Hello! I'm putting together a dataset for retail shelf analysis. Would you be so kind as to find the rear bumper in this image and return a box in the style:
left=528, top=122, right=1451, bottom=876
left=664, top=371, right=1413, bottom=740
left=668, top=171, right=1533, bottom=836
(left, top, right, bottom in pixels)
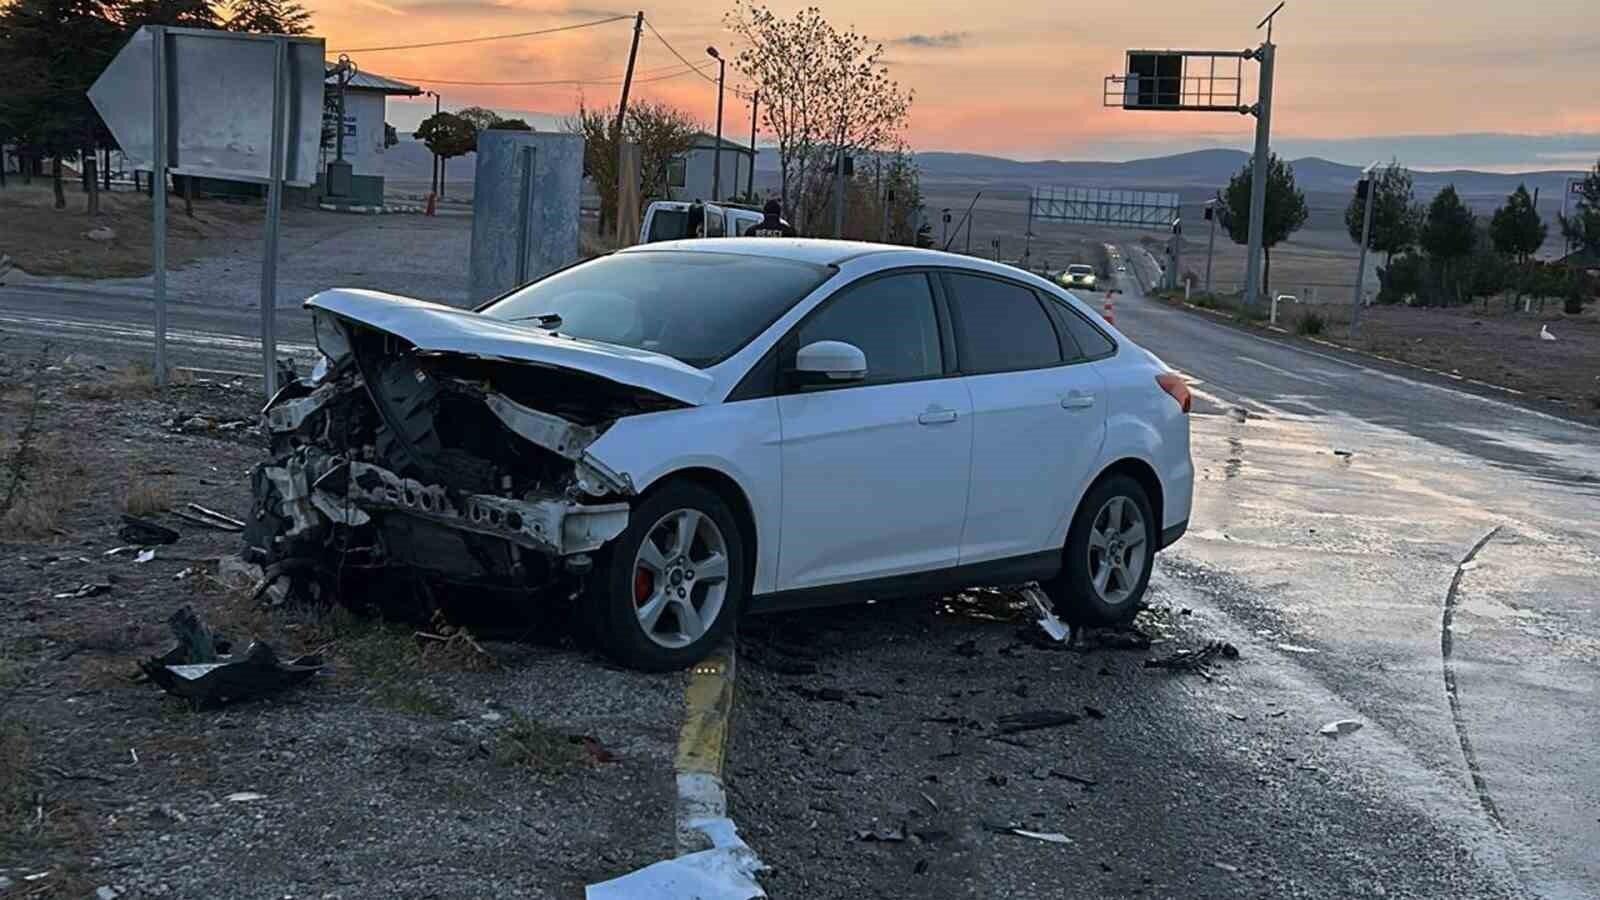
left=1159, top=519, right=1188, bottom=550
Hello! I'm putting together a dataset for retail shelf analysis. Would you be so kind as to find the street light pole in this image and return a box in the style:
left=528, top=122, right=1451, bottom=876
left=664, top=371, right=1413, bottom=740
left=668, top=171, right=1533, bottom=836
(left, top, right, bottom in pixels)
left=425, top=90, right=441, bottom=195
left=1349, top=161, right=1379, bottom=338
left=706, top=46, right=726, bottom=202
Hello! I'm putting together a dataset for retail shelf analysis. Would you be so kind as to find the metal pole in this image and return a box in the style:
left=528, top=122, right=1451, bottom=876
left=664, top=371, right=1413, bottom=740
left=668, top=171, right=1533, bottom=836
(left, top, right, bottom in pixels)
left=335, top=63, right=347, bottom=163
left=941, top=209, right=949, bottom=246
left=151, top=26, right=168, bottom=388
left=746, top=90, right=758, bottom=199
left=515, top=145, right=537, bottom=284
left=614, top=12, right=643, bottom=237
left=1024, top=192, right=1034, bottom=268
left=1205, top=203, right=1216, bottom=294
left=1243, top=40, right=1274, bottom=307
left=965, top=208, right=973, bottom=254
left=432, top=92, right=441, bottom=194
left=832, top=149, right=844, bottom=238
left=710, top=55, right=725, bottom=201
left=260, top=37, right=288, bottom=398
left=1172, top=219, right=1182, bottom=292
left=1349, top=165, right=1377, bottom=338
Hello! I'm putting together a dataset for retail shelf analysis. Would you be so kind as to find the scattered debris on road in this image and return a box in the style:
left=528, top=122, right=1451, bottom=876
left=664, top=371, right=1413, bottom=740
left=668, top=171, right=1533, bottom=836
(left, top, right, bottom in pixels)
left=855, top=822, right=909, bottom=843
left=225, top=792, right=267, bottom=803
left=1276, top=643, right=1319, bottom=654
left=173, top=502, right=246, bottom=532
left=1319, top=719, right=1364, bottom=737
left=139, top=605, right=325, bottom=706
left=1144, top=640, right=1239, bottom=676
left=53, top=582, right=112, bottom=599
left=1021, top=583, right=1072, bottom=642
left=986, top=823, right=1074, bottom=845
left=135, top=548, right=157, bottom=564
left=1332, top=449, right=1355, bottom=458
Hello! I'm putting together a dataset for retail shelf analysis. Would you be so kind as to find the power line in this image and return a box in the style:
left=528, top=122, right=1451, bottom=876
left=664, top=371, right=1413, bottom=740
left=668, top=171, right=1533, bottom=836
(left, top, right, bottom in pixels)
left=330, top=14, right=629, bottom=54
left=382, top=61, right=715, bottom=88
left=644, top=19, right=752, bottom=99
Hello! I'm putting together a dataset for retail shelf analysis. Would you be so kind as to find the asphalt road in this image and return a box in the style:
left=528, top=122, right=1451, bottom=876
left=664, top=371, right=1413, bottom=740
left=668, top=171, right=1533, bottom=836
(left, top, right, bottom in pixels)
left=4, top=270, right=1598, bottom=897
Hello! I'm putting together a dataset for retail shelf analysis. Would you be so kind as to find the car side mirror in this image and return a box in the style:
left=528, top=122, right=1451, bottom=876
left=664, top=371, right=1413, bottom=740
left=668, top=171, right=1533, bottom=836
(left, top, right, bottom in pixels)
left=791, top=340, right=867, bottom=386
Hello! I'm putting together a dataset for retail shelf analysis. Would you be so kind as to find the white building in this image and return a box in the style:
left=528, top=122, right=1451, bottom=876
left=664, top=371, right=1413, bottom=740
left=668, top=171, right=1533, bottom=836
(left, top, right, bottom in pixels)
left=666, top=133, right=756, bottom=203
left=322, top=69, right=421, bottom=206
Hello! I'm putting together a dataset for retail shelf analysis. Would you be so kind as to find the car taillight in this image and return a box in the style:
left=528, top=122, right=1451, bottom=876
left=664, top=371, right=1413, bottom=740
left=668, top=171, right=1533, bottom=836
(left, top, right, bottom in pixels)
left=1156, top=373, right=1191, bottom=414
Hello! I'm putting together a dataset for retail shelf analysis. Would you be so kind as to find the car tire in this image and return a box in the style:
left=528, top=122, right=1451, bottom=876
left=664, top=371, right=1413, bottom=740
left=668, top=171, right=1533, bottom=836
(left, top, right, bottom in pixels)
left=587, top=480, right=747, bottom=671
left=1047, top=474, right=1157, bottom=626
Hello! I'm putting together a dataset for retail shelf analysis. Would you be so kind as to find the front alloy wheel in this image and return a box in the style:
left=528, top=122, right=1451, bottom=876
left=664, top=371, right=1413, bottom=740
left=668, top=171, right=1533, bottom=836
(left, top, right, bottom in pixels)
left=589, top=480, right=746, bottom=671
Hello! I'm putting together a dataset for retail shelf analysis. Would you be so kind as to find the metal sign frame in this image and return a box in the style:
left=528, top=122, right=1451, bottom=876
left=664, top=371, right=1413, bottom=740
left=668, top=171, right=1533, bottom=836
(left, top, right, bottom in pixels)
left=1030, top=187, right=1180, bottom=231
left=89, top=26, right=326, bottom=395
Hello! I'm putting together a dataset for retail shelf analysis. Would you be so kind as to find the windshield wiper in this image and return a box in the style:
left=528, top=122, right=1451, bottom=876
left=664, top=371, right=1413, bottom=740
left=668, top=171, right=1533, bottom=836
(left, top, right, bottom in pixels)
left=509, top=312, right=563, bottom=329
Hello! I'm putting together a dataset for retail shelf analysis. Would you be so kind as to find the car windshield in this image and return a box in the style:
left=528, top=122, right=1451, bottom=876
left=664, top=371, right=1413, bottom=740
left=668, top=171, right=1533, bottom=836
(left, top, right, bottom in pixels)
left=1068, top=265, right=1094, bottom=275
left=479, top=250, right=835, bottom=368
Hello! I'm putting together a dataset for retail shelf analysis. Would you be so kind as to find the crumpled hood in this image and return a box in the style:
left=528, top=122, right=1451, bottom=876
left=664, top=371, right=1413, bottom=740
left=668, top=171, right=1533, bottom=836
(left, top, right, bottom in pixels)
left=305, top=289, right=716, bottom=406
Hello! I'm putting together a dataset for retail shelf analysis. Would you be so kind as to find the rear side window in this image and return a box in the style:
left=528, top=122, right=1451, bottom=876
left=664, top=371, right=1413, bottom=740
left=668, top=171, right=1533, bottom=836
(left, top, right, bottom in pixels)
left=1055, top=301, right=1116, bottom=359
left=647, top=210, right=686, bottom=242
left=944, top=273, right=1062, bottom=374
left=795, top=273, right=943, bottom=385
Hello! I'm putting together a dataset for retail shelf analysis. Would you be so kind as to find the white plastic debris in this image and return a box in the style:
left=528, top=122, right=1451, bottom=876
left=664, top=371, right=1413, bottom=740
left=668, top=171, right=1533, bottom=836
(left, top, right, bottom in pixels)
left=136, top=549, right=157, bottom=564
left=225, top=792, right=266, bottom=803
left=1459, top=560, right=1481, bottom=572
left=1011, top=829, right=1073, bottom=845
left=1319, top=719, right=1363, bottom=737
left=1021, top=583, right=1071, bottom=643
left=586, top=816, right=766, bottom=900
left=1276, top=643, right=1319, bottom=655
left=1540, top=325, right=1557, bottom=342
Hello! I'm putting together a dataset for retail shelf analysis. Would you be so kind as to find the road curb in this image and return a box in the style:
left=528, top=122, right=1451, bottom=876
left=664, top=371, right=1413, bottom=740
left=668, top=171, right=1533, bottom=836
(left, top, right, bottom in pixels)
left=673, top=642, right=738, bottom=855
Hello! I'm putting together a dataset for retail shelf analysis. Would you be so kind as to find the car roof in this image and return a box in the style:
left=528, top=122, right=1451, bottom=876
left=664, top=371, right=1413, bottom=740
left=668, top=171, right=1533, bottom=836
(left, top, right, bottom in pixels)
left=616, top=237, right=1003, bottom=269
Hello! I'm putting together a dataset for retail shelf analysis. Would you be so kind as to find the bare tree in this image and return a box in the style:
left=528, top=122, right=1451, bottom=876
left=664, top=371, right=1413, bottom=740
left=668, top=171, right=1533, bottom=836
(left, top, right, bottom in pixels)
left=568, top=100, right=698, bottom=234
left=724, top=1, right=911, bottom=232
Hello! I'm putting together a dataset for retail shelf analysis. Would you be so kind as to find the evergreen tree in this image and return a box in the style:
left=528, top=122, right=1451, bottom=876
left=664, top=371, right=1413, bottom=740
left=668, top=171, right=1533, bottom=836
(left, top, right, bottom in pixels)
left=223, top=0, right=311, bottom=35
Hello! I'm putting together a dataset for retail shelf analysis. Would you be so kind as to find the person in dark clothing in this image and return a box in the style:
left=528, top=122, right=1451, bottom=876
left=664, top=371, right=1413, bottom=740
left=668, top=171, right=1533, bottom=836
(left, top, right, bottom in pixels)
left=743, top=199, right=797, bottom=237
left=685, top=201, right=706, bottom=238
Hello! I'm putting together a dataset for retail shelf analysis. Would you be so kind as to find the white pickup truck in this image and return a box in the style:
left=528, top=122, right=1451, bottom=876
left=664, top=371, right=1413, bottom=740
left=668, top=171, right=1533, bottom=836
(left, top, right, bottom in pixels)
left=638, top=201, right=780, bottom=244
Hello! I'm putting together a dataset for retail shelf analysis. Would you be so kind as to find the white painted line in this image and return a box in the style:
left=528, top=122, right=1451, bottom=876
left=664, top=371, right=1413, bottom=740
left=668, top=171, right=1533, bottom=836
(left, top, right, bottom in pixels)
left=1235, top=355, right=1332, bottom=385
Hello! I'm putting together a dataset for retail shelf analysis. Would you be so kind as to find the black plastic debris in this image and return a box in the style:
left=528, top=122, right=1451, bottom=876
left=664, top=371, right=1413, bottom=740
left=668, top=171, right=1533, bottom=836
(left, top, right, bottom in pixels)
left=995, top=709, right=1081, bottom=735
left=139, top=606, right=323, bottom=706
left=1144, top=640, right=1240, bottom=673
left=1078, top=625, right=1154, bottom=651
left=118, top=515, right=179, bottom=546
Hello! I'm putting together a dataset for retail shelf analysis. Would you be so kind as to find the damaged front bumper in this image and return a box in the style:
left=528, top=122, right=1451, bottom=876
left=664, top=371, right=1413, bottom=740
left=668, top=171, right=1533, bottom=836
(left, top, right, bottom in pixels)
left=245, top=307, right=680, bottom=588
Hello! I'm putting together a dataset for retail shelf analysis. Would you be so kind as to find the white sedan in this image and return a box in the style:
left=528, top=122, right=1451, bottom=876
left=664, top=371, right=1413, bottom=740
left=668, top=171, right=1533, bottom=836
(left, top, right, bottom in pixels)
left=253, top=240, right=1194, bottom=670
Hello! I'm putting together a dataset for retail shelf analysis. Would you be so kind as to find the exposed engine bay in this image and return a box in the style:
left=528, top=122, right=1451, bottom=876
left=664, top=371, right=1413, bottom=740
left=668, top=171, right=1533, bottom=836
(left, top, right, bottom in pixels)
left=245, top=306, right=684, bottom=598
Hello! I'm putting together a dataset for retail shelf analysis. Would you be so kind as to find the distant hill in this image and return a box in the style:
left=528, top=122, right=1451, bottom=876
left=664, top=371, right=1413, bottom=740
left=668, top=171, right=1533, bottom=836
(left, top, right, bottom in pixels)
left=903, top=149, right=1585, bottom=200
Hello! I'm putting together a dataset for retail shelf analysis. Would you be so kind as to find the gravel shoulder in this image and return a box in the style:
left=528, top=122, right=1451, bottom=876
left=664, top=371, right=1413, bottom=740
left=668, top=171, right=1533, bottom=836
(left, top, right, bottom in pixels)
left=728, top=576, right=1523, bottom=899
left=0, top=344, right=681, bottom=898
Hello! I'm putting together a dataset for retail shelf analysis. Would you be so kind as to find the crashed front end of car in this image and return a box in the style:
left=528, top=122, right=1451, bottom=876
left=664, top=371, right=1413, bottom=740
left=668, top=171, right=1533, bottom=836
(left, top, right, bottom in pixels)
left=245, top=291, right=686, bottom=598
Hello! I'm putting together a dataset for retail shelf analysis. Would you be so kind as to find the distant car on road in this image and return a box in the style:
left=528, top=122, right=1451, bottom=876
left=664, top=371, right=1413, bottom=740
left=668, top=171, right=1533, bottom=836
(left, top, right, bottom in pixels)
left=1061, top=264, right=1099, bottom=291
left=256, top=240, right=1194, bottom=670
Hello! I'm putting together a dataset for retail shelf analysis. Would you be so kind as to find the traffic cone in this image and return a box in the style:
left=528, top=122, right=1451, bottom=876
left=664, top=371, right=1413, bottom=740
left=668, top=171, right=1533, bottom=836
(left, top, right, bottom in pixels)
left=1103, top=293, right=1115, bottom=325
left=425, top=192, right=437, bottom=217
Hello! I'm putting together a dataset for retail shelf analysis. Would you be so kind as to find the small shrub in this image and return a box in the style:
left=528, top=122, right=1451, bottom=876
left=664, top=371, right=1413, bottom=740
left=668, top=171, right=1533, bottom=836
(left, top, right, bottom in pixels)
left=1296, top=310, right=1327, bottom=336
left=491, top=714, right=588, bottom=774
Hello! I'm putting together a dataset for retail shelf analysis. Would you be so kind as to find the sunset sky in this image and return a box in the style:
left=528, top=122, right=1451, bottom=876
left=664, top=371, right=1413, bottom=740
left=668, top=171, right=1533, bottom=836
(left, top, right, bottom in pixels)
left=307, top=0, right=1600, bottom=170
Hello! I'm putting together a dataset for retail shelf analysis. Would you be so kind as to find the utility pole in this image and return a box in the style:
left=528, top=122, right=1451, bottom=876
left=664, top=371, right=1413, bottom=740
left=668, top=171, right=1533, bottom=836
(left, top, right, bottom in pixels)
left=707, top=46, right=726, bottom=202
left=1024, top=192, right=1035, bottom=269
left=614, top=12, right=644, bottom=231
left=1349, top=161, right=1378, bottom=338
left=746, top=90, right=759, bottom=199
left=1170, top=217, right=1182, bottom=292
left=941, top=208, right=951, bottom=246
left=965, top=208, right=974, bottom=254
left=1204, top=200, right=1217, bottom=294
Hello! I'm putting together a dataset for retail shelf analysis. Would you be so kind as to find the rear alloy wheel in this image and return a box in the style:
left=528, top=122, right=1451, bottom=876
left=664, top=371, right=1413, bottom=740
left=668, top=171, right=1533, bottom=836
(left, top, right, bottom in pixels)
left=590, top=481, right=746, bottom=671
left=1049, top=474, right=1156, bottom=626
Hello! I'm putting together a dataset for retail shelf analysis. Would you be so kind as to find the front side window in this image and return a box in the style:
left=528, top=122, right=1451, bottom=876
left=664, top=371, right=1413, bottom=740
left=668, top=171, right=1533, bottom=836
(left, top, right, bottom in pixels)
left=480, top=251, right=834, bottom=368
left=794, top=272, right=942, bottom=385
left=943, top=273, right=1062, bottom=374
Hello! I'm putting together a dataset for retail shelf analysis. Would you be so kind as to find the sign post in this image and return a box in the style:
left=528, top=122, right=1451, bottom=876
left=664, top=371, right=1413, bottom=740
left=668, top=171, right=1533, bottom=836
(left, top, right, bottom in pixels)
left=1104, top=2, right=1286, bottom=307
left=89, top=26, right=326, bottom=396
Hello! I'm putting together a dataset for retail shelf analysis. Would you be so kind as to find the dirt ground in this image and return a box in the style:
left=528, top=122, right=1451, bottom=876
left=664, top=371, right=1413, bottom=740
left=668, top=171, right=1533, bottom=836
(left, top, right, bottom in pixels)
left=1157, top=292, right=1600, bottom=424
left=0, top=183, right=264, bottom=279
left=0, top=347, right=680, bottom=897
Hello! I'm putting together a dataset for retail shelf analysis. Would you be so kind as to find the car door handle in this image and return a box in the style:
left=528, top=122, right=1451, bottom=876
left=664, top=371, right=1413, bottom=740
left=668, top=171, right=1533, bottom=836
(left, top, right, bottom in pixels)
left=917, top=409, right=959, bottom=425
left=1061, top=393, right=1096, bottom=410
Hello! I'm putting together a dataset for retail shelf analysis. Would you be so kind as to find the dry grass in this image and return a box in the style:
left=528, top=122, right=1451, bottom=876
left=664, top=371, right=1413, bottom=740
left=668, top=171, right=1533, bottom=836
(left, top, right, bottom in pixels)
left=67, top=360, right=164, bottom=400
left=122, top=474, right=174, bottom=516
left=0, top=433, right=81, bottom=541
left=0, top=181, right=260, bottom=279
